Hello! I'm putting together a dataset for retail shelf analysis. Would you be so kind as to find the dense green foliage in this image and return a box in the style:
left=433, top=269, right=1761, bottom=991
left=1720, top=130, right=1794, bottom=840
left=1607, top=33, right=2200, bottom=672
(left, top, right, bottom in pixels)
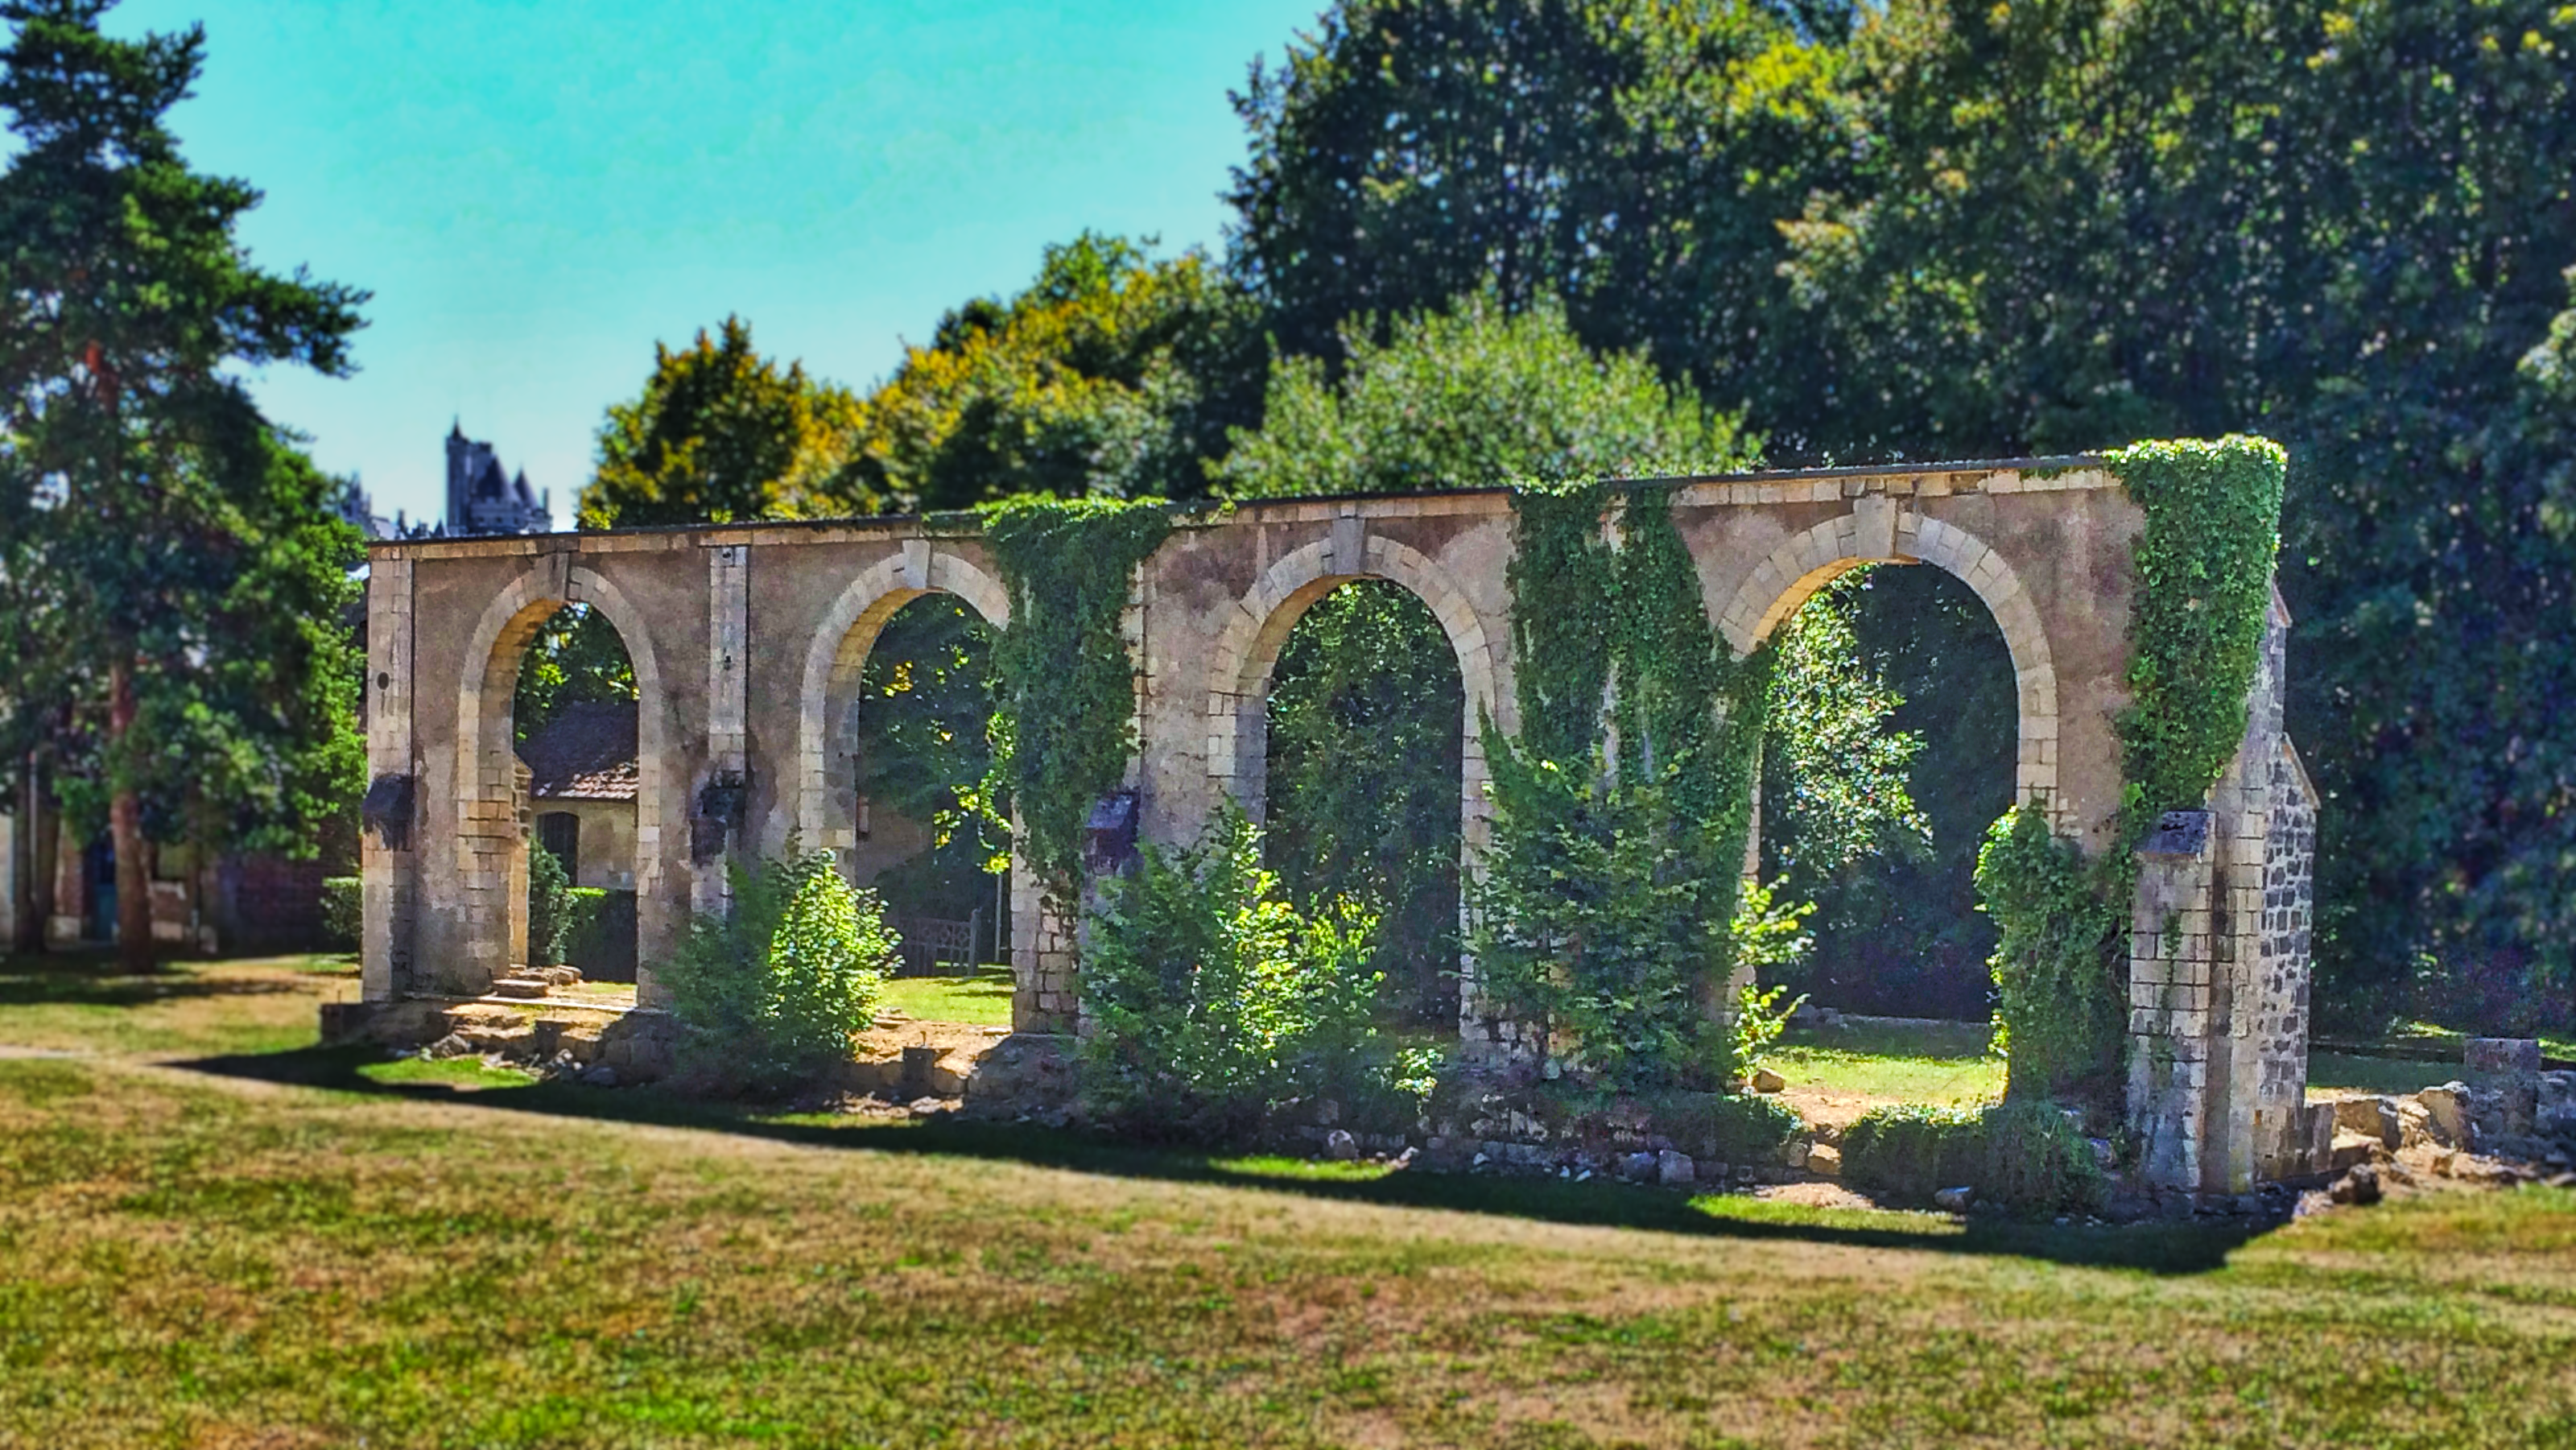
left=1217, top=295, right=1747, bottom=497
left=2111, top=436, right=2289, bottom=829
left=979, top=495, right=1172, bottom=894
left=509, top=603, right=637, bottom=743
left=579, top=316, right=873, bottom=527
left=661, top=850, right=894, bottom=1091
left=1663, top=1089, right=1809, bottom=1166
left=1761, top=572, right=1928, bottom=893
left=319, top=875, right=359, bottom=952
left=847, top=596, right=1004, bottom=923
left=524, top=842, right=596, bottom=970
left=0, top=1, right=366, bottom=966
left=1228, top=0, right=2576, bottom=1018
left=1226, top=0, right=1848, bottom=394
left=1842, top=1101, right=2107, bottom=1217
left=1264, top=582, right=1462, bottom=1022
left=1471, top=484, right=1775, bottom=1090
left=1080, top=806, right=1385, bottom=1139
left=849, top=233, right=1262, bottom=510
left=1974, top=805, right=2126, bottom=1100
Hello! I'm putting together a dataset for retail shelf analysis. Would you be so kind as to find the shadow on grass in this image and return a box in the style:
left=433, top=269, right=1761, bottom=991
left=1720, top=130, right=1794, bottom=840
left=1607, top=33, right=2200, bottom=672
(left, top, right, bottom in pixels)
left=174, top=1043, right=2263, bottom=1277
left=0, top=956, right=332, bottom=1010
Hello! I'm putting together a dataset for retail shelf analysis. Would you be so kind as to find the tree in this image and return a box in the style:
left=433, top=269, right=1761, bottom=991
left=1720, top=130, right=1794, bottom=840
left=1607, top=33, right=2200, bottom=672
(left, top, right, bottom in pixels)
left=580, top=315, right=873, bottom=527
left=511, top=604, right=635, bottom=742
left=1227, top=0, right=1852, bottom=403
left=1224, top=292, right=1755, bottom=1020
left=1766, top=0, right=2576, bottom=1010
left=0, top=0, right=366, bottom=969
left=1217, top=292, right=1749, bottom=496
left=845, top=233, right=1263, bottom=510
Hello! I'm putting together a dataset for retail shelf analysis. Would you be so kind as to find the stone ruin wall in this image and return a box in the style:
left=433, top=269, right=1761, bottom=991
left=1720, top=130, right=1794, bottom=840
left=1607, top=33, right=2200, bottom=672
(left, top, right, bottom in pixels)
left=356, top=461, right=2322, bottom=1188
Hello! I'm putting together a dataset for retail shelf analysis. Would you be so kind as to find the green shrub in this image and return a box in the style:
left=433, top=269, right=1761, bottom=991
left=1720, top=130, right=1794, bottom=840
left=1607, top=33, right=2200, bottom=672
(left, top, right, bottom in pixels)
left=1468, top=757, right=1740, bottom=1091
left=1649, top=1090, right=1806, bottom=1166
left=320, top=876, right=361, bottom=951
left=1080, top=803, right=1386, bottom=1139
left=660, top=850, right=896, bottom=1092
left=1842, top=1101, right=2106, bottom=1217
left=1975, top=804, right=2127, bottom=1102
left=526, top=845, right=598, bottom=968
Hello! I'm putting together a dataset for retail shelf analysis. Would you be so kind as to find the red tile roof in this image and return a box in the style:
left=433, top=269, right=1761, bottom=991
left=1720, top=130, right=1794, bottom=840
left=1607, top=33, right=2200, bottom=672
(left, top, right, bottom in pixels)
left=518, top=700, right=638, bottom=802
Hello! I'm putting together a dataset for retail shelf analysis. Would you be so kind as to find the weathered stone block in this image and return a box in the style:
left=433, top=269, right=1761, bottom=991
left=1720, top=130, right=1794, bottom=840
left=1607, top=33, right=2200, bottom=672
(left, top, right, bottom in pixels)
left=2465, top=1038, right=2542, bottom=1077
left=2327, top=1131, right=2380, bottom=1174
left=2418, top=1084, right=2471, bottom=1146
left=2331, top=1096, right=2402, bottom=1150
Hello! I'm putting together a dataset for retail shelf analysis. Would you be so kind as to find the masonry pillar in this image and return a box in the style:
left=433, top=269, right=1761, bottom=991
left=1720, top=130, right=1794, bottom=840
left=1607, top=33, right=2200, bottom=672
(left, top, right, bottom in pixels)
left=670, top=539, right=751, bottom=1009
left=2126, top=591, right=2322, bottom=1192
left=2128, top=811, right=2219, bottom=1188
left=360, top=556, right=417, bottom=1002
left=1011, top=846, right=1079, bottom=1035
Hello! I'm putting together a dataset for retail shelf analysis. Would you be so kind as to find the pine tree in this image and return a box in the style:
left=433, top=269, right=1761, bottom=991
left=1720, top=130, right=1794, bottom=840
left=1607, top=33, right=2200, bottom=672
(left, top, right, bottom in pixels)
left=0, top=0, right=366, bottom=968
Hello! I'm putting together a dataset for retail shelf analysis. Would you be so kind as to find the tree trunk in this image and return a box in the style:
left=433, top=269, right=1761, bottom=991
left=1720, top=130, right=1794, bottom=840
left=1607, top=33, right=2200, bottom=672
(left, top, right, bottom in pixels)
left=28, top=760, right=58, bottom=954
left=109, top=657, right=155, bottom=972
left=9, top=757, right=38, bottom=955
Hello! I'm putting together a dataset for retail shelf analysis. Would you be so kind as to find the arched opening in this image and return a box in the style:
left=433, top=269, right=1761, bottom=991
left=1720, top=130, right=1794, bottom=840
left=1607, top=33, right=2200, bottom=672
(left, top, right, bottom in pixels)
left=1760, top=564, right=2017, bottom=1025
left=1711, top=510, right=2058, bottom=1125
left=1206, top=535, right=1500, bottom=1035
left=509, top=602, right=641, bottom=986
left=840, top=594, right=1010, bottom=989
left=1261, top=579, right=1465, bottom=1024
left=803, top=579, right=1014, bottom=1027
left=453, top=568, right=667, bottom=1002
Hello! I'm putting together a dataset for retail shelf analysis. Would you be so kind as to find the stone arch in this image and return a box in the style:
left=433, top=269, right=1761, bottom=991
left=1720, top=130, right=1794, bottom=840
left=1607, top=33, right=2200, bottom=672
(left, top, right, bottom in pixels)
left=1711, top=510, right=2062, bottom=818
left=793, top=547, right=1012, bottom=854
left=452, top=562, right=670, bottom=994
left=1204, top=532, right=1501, bottom=848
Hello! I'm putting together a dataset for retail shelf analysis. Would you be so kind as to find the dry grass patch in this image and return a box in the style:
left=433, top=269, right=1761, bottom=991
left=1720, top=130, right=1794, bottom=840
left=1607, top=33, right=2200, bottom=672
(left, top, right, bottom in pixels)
left=0, top=952, right=348, bottom=1058
left=1, top=961, right=2571, bottom=1448
left=0, top=1054, right=2570, bottom=1448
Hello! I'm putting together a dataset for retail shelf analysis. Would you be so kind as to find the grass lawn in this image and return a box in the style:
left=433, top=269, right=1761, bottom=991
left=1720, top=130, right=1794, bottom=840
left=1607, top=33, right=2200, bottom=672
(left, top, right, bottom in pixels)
left=0, top=950, right=356, bottom=1056
left=1765, top=1018, right=2005, bottom=1106
left=2374, top=1018, right=2576, bottom=1064
left=878, top=963, right=1015, bottom=1027
left=3, top=960, right=2573, bottom=1446
left=2306, top=1049, right=2465, bottom=1098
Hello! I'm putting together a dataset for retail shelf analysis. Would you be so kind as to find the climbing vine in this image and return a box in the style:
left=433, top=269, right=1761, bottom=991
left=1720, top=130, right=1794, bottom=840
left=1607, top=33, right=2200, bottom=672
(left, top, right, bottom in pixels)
left=1470, top=482, right=1773, bottom=1090
left=2111, top=436, right=2288, bottom=835
left=1974, top=803, right=2126, bottom=1097
left=1501, top=484, right=1616, bottom=766
left=1976, top=435, right=2286, bottom=1101
left=979, top=495, right=1172, bottom=894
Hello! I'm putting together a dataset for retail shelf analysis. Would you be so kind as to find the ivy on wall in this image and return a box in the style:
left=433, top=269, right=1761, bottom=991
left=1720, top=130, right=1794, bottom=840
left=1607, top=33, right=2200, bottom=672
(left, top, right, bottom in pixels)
left=1977, top=435, right=2287, bottom=1102
left=2111, top=436, right=2289, bottom=833
left=1501, top=485, right=1616, bottom=766
left=979, top=495, right=1173, bottom=894
left=1471, top=482, right=1772, bottom=1090
left=1975, top=803, right=2125, bottom=1097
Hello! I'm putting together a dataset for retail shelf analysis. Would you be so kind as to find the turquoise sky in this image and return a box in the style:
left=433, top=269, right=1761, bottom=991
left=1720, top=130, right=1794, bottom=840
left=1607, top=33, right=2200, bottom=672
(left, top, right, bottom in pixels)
left=112, top=1, right=1319, bottom=527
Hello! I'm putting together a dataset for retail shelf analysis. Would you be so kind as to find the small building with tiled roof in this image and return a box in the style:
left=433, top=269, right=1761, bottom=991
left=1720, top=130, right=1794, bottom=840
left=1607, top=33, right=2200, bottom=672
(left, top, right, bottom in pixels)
left=516, top=700, right=638, bottom=890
